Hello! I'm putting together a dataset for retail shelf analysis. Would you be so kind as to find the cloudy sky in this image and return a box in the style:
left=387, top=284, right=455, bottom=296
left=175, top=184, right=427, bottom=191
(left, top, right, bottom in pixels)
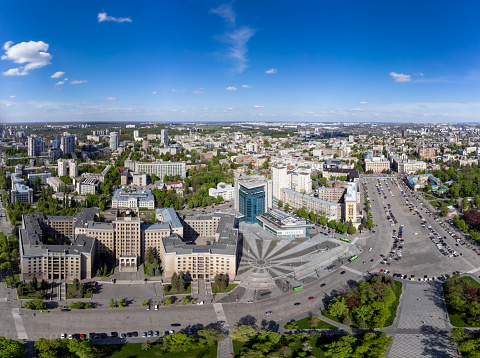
left=1, top=1, right=480, bottom=123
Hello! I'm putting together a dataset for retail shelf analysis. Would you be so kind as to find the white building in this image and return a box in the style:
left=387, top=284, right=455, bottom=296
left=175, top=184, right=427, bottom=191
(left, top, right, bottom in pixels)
left=209, top=182, right=234, bottom=201
left=75, top=177, right=101, bottom=195
left=246, top=143, right=258, bottom=152
left=27, top=135, right=45, bottom=157
left=46, top=177, right=65, bottom=193
left=272, top=165, right=288, bottom=200
left=11, top=174, right=33, bottom=204
left=132, top=172, right=148, bottom=187
left=161, top=129, right=168, bottom=146
left=111, top=189, right=155, bottom=210
left=58, top=159, right=78, bottom=178
left=272, top=165, right=312, bottom=199
left=110, top=132, right=119, bottom=151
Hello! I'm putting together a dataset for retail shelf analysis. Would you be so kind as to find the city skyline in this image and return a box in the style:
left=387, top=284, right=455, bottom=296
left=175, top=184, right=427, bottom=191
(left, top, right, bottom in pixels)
left=1, top=1, right=480, bottom=123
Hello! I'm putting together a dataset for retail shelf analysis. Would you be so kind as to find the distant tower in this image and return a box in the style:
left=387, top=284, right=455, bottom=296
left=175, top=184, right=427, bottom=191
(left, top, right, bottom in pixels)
left=110, top=132, right=119, bottom=151
left=60, top=133, right=75, bottom=154
left=161, top=129, right=169, bottom=146
left=27, top=135, right=45, bottom=157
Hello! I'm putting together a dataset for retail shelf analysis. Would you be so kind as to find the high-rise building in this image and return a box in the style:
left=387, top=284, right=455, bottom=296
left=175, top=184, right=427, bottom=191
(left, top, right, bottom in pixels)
left=234, top=175, right=273, bottom=224
left=110, top=132, right=119, bottom=151
left=58, top=159, right=78, bottom=178
left=114, top=208, right=142, bottom=270
left=161, top=129, right=168, bottom=146
left=27, top=135, right=45, bottom=157
left=60, top=133, right=75, bottom=154
left=272, top=165, right=288, bottom=199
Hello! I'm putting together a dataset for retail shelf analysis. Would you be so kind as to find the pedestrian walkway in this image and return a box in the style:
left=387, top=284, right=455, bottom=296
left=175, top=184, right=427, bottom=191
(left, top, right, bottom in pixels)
left=11, top=308, right=27, bottom=340
left=340, top=265, right=364, bottom=276
left=386, top=282, right=455, bottom=358
left=217, top=336, right=234, bottom=358
left=213, top=303, right=230, bottom=330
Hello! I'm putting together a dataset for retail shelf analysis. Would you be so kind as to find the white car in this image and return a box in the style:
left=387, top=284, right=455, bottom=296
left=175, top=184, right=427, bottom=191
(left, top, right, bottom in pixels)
left=61, top=333, right=67, bottom=339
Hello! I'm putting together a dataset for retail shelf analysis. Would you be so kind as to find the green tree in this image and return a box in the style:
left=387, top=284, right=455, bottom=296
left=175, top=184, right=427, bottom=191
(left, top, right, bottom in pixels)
left=141, top=340, right=152, bottom=351
left=67, top=339, right=94, bottom=358
left=162, top=333, right=196, bottom=353
left=146, top=247, right=156, bottom=264
left=198, top=329, right=223, bottom=346
left=284, top=203, right=290, bottom=211
left=348, top=225, right=357, bottom=235
left=109, top=298, right=115, bottom=307
left=214, top=274, right=228, bottom=291
left=441, top=205, right=449, bottom=217
left=277, top=200, right=283, bottom=208
left=0, top=336, right=25, bottom=358
left=229, top=325, right=256, bottom=342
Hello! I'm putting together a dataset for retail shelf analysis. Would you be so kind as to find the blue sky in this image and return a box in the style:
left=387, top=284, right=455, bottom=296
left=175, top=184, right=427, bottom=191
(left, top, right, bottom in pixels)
left=1, top=1, right=480, bottom=123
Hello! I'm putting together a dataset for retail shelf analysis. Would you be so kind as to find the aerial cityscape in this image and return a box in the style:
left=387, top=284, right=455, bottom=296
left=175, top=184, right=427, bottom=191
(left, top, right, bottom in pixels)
left=1, top=1, right=480, bottom=358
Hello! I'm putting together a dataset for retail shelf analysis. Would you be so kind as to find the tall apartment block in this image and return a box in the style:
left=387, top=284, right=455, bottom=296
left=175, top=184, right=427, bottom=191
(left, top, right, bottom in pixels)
left=27, top=135, right=45, bottom=157
left=110, top=131, right=119, bottom=151
left=161, top=129, right=168, bottom=146
left=60, top=133, right=75, bottom=154
left=58, top=159, right=78, bottom=178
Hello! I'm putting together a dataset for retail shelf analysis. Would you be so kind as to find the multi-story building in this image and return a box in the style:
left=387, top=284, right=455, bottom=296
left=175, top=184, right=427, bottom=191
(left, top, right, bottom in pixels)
left=208, top=182, right=234, bottom=201
left=160, top=213, right=238, bottom=280
left=27, top=172, right=51, bottom=186
left=11, top=173, right=33, bottom=204
left=364, top=157, right=391, bottom=173
left=111, top=189, right=155, bottom=210
left=246, top=143, right=258, bottom=152
left=46, top=177, right=65, bottom=193
left=27, top=135, right=45, bottom=157
left=132, top=172, right=148, bottom=187
left=75, top=176, right=101, bottom=195
left=234, top=175, right=273, bottom=224
left=124, top=160, right=187, bottom=179
left=393, top=158, right=427, bottom=174
left=418, top=145, right=437, bottom=159
left=272, top=165, right=288, bottom=199
left=114, top=208, right=142, bottom=271
left=57, top=159, right=78, bottom=178
left=161, top=129, right=168, bottom=146
left=19, top=210, right=97, bottom=281
left=257, top=209, right=311, bottom=238
left=60, top=133, right=75, bottom=154
left=109, top=132, right=119, bottom=151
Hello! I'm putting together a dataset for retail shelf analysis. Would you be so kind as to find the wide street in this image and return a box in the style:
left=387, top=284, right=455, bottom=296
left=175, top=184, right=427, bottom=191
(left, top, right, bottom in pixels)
left=0, top=175, right=476, bottom=357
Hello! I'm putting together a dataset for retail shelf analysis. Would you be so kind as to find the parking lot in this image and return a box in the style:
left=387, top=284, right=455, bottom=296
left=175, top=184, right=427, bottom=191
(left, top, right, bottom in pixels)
left=358, top=176, right=478, bottom=280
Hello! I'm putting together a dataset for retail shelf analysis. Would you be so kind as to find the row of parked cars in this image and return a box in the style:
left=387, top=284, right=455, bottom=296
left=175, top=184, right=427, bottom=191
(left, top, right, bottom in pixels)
left=61, top=328, right=183, bottom=341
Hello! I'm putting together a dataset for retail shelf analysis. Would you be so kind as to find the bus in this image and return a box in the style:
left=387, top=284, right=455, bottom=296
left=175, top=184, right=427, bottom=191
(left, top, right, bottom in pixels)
left=349, top=255, right=359, bottom=262
left=293, top=286, right=303, bottom=292
left=340, top=238, right=350, bottom=243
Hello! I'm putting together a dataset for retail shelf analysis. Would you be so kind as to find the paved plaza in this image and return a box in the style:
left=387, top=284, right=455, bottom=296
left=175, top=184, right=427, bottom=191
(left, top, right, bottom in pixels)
left=386, top=282, right=456, bottom=358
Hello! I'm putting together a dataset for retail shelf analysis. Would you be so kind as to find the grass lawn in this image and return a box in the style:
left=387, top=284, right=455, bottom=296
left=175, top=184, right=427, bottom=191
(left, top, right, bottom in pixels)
left=16, top=286, right=38, bottom=299
left=284, top=316, right=338, bottom=329
left=233, top=337, right=325, bottom=358
left=211, top=283, right=238, bottom=293
left=322, top=280, right=402, bottom=328
left=163, top=284, right=192, bottom=295
left=143, top=262, right=162, bottom=277
left=445, top=277, right=480, bottom=327
left=96, top=342, right=217, bottom=358
left=66, top=284, right=91, bottom=299
left=458, top=276, right=480, bottom=289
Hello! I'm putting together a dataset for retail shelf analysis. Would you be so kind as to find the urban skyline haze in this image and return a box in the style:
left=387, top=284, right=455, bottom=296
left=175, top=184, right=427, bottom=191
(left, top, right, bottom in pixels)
left=1, top=1, right=480, bottom=123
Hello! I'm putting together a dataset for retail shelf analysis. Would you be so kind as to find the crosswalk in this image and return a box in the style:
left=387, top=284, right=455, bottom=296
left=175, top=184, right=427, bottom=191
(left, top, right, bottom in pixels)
left=467, top=267, right=480, bottom=274
left=340, top=265, right=364, bottom=276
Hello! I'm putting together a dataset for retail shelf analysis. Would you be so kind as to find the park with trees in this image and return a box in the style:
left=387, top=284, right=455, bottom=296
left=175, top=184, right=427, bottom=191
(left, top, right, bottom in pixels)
left=323, top=275, right=402, bottom=328
left=444, top=276, right=480, bottom=327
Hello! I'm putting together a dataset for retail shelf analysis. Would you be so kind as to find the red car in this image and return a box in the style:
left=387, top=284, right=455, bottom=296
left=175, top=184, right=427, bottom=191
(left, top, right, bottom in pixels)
left=79, top=334, right=86, bottom=339
left=308, top=296, right=315, bottom=300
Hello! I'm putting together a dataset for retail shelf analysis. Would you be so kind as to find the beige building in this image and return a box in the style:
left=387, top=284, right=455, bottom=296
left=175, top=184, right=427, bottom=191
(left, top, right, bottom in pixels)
left=115, top=209, right=142, bottom=271
left=364, top=158, right=391, bottom=173
left=159, top=213, right=238, bottom=280
left=19, top=210, right=97, bottom=281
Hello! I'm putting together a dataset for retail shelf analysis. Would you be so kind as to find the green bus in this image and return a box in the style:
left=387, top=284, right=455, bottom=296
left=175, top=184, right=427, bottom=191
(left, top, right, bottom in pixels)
left=293, top=286, right=303, bottom=292
left=340, top=237, right=350, bottom=243
left=349, top=255, right=359, bottom=262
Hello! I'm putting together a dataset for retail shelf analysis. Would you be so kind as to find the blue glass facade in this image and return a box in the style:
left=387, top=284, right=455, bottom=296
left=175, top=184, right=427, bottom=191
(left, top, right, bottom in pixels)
left=238, top=185, right=266, bottom=224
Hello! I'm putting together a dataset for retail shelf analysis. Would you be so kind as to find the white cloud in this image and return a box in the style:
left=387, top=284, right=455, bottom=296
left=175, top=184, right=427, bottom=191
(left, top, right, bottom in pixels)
left=64, top=78, right=68, bottom=81
left=265, top=68, right=277, bottom=74
left=253, top=105, right=264, bottom=108
left=241, top=84, right=252, bottom=88
left=2, top=41, right=52, bottom=76
left=51, top=71, right=65, bottom=78
left=10, top=95, right=15, bottom=98
left=171, top=89, right=179, bottom=92
left=389, top=72, right=411, bottom=82
left=226, top=86, right=237, bottom=91
left=211, top=4, right=256, bottom=74
left=359, top=101, right=367, bottom=104
left=98, top=12, right=132, bottom=23
left=192, top=90, right=204, bottom=94
left=55, top=81, right=64, bottom=86
left=152, top=91, right=157, bottom=95
left=415, top=72, right=425, bottom=76
left=210, top=4, right=236, bottom=26
left=104, top=97, right=117, bottom=101
left=71, top=80, right=87, bottom=84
